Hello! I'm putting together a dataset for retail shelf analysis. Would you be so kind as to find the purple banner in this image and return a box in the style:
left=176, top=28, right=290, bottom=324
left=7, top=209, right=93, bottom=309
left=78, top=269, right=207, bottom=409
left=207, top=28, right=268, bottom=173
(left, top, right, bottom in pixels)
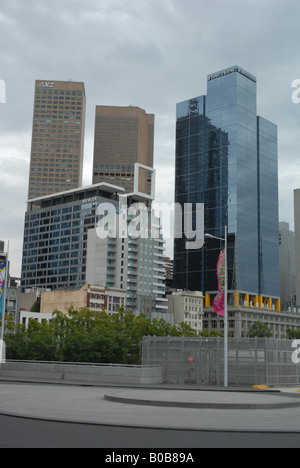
left=0, top=261, right=6, bottom=319
left=212, top=249, right=226, bottom=317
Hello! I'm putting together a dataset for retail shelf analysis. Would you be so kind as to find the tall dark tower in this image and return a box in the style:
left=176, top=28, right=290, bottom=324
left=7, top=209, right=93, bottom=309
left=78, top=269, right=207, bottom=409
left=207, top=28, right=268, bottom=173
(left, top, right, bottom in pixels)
left=174, top=66, right=280, bottom=309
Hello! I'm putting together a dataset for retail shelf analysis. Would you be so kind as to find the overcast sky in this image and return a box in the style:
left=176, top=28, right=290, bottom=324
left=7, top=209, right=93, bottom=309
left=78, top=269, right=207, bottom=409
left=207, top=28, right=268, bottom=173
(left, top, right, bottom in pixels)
left=1, top=0, right=300, bottom=276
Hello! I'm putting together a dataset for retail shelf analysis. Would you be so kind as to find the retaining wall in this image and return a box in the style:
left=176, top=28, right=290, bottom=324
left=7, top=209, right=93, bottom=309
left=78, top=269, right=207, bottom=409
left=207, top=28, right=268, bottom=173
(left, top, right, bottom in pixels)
left=0, top=361, right=163, bottom=385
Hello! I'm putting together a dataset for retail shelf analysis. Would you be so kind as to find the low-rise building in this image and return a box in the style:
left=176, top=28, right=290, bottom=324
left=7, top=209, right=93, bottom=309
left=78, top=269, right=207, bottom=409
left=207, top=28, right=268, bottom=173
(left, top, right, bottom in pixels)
left=167, top=290, right=203, bottom=334
left=20, top=310, right=53, bottom=329
left=40, top=284, right=126, bottom=315
left=203, top=305, right=300, bottom=339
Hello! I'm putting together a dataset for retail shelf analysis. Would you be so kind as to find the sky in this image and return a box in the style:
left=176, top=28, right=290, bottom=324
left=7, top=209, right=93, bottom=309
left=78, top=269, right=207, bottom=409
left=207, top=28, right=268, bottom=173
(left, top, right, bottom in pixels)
left=1, top=0, right=300, bottom=277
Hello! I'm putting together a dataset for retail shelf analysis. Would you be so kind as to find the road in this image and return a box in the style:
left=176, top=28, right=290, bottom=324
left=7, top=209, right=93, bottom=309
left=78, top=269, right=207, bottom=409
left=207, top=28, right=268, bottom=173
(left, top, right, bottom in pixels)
left=1, top=415, right=300, bottom=448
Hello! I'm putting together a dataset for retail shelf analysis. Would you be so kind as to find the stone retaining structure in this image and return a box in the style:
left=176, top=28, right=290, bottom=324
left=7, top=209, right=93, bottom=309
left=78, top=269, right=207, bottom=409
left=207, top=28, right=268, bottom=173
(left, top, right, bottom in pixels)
left=0, top=361, right=163, bottom=385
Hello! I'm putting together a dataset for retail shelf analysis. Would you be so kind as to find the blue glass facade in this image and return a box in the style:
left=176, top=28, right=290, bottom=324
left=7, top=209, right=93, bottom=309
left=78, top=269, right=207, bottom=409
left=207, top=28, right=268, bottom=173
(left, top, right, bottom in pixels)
left=257, top=117, right=280, bottom=298
left=174, top=66, right=280, bottom=301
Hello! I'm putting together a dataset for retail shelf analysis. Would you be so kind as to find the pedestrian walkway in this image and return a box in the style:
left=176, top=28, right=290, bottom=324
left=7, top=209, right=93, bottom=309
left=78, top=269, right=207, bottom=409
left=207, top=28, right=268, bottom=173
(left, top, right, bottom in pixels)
left=1, top=382, right=300, bottom=432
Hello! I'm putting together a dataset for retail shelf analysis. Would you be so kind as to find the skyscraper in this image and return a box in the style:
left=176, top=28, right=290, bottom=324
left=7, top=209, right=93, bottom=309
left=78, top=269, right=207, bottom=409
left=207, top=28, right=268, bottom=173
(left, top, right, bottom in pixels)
left=294, top=189, right=300, bottom=308
left=21, top=183, right=124, bottom=292
left=92, top=106, right=154, bottom=195
left=174, top=66, right=280, bottom=309
left=27, top=80, right=86, bottom=200
left=86, top=204, right=168, bottom=320
left=279, top=222, right=296, bottom=311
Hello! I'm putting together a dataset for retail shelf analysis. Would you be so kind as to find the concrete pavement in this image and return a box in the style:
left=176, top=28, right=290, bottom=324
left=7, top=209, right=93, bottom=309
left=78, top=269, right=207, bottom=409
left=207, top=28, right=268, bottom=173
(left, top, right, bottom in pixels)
left=1, top=382, right=300, bottom=432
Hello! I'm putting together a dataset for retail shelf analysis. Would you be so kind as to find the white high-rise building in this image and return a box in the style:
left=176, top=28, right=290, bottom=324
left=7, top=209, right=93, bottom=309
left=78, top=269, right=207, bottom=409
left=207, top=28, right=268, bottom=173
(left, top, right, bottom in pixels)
left=86, top=186, right=169, bottom=320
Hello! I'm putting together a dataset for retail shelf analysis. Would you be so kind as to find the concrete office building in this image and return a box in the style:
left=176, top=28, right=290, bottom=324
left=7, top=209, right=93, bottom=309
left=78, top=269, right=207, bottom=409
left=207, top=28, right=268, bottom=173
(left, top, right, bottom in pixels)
left=27, top=80, right=86, bottom=200
left=92, top=106, right=154, bottom=195
left=21, top=182, right=124, bottom=292
left=203, top=305, right=300, bottom=339
left=174, top=66, right=280, bottom=311
left=167, top=290, right=203, bottom=333
left=279, top=222, right=296, bottom=311
left=21, top=179, right=168, bottom=320
left=0, top=241, right=21, bottom=327
left=294, top=189, right=300, bottom=308
left=86, top=199, right=168, bottom=320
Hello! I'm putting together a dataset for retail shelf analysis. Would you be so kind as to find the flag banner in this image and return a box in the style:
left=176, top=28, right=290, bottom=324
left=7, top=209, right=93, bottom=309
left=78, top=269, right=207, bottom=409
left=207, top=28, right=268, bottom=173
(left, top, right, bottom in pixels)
left=0, top=261, right=6, bottom=319
left=212, top=249, right=226, bottom=317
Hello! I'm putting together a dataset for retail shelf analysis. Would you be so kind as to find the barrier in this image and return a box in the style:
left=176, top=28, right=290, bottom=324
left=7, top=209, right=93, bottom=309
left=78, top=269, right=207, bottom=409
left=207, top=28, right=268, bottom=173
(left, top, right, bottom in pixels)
left=0, top=361, right=163, bottom=385
left=142, top=336, right=300, bottom=387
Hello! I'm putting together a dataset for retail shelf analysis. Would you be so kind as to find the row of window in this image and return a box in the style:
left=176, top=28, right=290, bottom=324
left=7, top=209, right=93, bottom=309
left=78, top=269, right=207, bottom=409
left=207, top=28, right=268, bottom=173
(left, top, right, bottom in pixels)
left=36, top=89, right=83, bottom=96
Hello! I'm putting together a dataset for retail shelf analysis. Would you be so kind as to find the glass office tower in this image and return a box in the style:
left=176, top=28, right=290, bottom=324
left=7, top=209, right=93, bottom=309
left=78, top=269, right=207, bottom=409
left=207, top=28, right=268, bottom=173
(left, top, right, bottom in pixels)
left=174, top=66, right=280, bottom=308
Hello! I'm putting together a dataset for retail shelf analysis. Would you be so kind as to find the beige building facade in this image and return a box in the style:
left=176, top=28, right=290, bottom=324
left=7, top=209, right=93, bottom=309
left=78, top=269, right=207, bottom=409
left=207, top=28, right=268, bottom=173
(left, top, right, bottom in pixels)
left=40, top=284, right=126, bottom=315
left=203, top=305, right=300, bottom=339
left=167, top=291, right=204, bottom=334
left=28, top=80, right=86, bottom=200
left=92, top=105, right=154, bottom=195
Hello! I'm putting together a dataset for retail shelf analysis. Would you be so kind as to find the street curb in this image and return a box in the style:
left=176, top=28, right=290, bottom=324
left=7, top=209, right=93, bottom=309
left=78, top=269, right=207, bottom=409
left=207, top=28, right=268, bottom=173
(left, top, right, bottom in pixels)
left=104, top=393, right=300, bottom=410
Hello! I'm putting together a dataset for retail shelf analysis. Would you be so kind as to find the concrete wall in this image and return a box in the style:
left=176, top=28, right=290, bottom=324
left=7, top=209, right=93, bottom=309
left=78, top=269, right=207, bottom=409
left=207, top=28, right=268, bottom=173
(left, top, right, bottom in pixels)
left=0, top=362, right=163, bottom=385
left=86, top=228, right=108, bottom=287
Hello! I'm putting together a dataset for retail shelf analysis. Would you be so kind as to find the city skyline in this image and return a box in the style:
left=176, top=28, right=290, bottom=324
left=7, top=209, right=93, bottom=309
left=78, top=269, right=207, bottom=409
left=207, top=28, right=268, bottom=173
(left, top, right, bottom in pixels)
left=1, top=0, right=300, bottom=276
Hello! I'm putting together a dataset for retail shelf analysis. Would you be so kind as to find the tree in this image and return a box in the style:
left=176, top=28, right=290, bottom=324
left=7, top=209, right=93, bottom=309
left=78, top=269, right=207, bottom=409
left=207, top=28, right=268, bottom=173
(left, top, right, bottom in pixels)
left=30, top=301, right=40, bottom=312
left=4, top=323, right=28, bottom=360
left=247, top=321, right=273, bottom=338
left=199, top=329, right=224, bottom=337
left=5, top=308, right=203, bottom=364
left=286, top=329, right=300, bottom=340
left=26, top=318, right=59, bottom=361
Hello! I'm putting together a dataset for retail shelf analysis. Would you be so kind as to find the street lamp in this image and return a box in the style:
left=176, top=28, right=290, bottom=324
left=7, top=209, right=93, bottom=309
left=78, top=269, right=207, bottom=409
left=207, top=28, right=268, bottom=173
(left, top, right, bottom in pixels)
left=0, top=241, right=9, bottom=368
left=205, top=227, right=228, bottom=388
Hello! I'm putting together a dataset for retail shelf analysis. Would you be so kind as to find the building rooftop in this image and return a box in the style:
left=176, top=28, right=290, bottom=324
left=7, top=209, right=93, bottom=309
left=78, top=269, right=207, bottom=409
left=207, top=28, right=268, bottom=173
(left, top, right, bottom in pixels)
left=27, top=182, right=125, bottom=204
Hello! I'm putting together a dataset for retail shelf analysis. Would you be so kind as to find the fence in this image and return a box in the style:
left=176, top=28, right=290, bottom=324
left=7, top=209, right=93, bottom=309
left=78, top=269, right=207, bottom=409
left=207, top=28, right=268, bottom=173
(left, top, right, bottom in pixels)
left=142, top=336, right=300, bottom=387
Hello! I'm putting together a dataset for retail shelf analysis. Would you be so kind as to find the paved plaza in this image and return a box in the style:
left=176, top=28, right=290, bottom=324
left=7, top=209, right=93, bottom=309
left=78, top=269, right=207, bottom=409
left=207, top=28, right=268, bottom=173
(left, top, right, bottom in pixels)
left=0, top=382, right=300, bottom=433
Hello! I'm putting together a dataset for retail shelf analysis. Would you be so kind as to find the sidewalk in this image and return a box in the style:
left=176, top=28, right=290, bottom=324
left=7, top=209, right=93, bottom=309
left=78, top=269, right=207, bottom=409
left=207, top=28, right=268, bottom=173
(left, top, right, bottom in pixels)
left=1, top=382, right=300, bottom=432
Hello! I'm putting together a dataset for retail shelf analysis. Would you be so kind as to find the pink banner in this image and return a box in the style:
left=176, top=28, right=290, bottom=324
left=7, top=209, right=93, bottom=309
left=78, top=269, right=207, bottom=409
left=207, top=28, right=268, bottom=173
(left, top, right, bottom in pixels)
left=212, top=249, right=226, bottom=317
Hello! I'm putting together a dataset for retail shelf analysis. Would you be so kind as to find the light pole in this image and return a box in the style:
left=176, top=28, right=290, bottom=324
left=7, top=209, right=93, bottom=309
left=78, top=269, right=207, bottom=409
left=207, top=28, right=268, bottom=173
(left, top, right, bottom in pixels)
left=205, top=226, right=228, bottom=388
left=0, top=241, right=9, bottom=367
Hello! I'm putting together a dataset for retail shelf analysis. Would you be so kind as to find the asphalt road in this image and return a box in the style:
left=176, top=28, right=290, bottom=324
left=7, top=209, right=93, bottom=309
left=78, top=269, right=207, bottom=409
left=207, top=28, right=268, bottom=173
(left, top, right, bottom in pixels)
left=1, top=415, right=300, bottom=448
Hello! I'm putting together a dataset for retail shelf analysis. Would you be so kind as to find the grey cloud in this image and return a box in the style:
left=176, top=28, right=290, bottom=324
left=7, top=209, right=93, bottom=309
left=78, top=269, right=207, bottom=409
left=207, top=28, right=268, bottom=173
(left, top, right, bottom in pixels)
left=0, top=0, right=300, bottom=273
